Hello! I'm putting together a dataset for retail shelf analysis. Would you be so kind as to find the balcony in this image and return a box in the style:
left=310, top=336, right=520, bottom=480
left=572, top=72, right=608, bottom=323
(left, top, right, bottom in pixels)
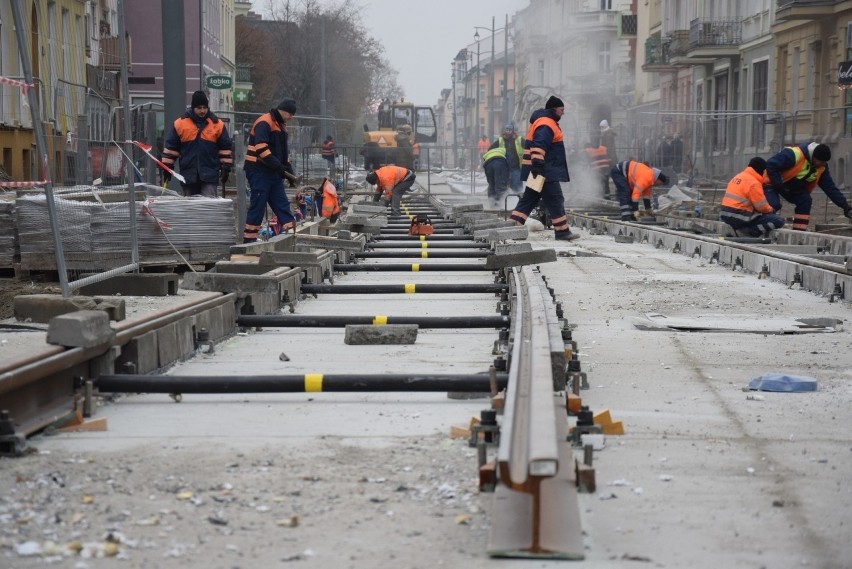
left=660, top=19, right=743, bottom=64
left=568, top=11, right=619, bottom=32
left=99, top=35, right=132, bottom=71
left=643, top=35, right=675, bottom=71
left=776, top=0, right=838, bottom=21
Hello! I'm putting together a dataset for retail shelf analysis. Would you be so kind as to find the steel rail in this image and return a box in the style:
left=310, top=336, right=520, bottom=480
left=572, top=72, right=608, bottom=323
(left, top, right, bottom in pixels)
left=488, top=265, right=583, bottom=558
left=571, top=212, right=850, bottom=275
left=334, top=263, right=492, bottom=272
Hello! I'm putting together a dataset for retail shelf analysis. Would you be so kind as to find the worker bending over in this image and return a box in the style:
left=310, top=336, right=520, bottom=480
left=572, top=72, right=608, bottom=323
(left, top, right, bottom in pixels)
left=366, top=166, right=416, bottom=217
left=610, top=160, right=668, bottom=220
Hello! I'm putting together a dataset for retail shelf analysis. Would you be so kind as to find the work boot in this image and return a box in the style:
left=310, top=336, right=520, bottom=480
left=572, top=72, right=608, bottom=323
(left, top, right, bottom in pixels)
left=555, top=231, right=580, bottom=242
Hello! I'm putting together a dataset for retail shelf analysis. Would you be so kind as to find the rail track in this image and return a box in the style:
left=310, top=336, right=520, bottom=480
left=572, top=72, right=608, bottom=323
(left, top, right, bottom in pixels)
left=2, top=185, right=850, bottom=560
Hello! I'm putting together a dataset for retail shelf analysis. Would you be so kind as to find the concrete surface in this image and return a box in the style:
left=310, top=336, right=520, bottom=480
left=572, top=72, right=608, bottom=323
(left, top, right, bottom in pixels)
left=3, top=178, right=852, bottom=568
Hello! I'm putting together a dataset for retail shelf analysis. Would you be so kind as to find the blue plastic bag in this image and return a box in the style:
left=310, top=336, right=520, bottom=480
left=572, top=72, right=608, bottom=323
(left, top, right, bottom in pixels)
left=748, top=373, right=818, bottom=392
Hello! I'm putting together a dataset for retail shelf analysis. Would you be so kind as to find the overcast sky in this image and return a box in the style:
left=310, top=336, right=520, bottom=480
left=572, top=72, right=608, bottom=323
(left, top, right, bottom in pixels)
left=359, top=0, right=529, bottom=104
left=250, top=0, right=529, bottom=105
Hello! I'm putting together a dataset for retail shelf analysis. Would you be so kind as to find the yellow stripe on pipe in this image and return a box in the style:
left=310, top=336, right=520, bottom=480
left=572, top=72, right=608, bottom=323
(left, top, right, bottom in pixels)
left=420, top=235, right=426, bottom=241
left=373, top=315, right=388, bottom=325
left=411, top=263, right=420, bottom=272
left=421, top=251, right=428, bottom=258
left=305, top=374, right=323, bottom=392
left=421, top=242, right=428, bottom=249
left=404, top=283, right=416, bottom=294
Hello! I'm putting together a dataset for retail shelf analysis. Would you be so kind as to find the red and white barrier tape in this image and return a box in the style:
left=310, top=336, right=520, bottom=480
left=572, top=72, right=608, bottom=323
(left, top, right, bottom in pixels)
left=0, top=180, right=50, bottom=188
left=0, top=75, right=35, bottom=95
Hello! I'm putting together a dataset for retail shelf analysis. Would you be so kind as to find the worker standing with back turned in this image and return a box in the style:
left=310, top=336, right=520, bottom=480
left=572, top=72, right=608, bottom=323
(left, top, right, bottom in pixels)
left=509, top=96, right=579, bottom=241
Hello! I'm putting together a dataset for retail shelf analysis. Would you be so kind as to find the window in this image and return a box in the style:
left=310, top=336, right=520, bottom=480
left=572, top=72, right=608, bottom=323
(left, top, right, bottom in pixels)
left=752, top=60, right=768, bottom=147
left=713, top=74, right=728, bottom=150
left=598, top=41, right=611, bottom=73
left=537, top=59, right=544, bottom=85
left=600, top=0, right=613, bottom=10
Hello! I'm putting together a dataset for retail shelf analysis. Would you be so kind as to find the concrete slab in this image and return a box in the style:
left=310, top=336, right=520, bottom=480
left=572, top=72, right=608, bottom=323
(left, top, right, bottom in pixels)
left=79, top=273, right=179, bottom=296
left=344, top=324, right=419, bottom=345
left=485, top=248, right=557, bottom=269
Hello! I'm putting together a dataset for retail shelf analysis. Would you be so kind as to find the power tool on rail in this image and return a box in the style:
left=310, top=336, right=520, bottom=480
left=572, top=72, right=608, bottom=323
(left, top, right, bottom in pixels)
left=408, top=213, right=434, bottom=236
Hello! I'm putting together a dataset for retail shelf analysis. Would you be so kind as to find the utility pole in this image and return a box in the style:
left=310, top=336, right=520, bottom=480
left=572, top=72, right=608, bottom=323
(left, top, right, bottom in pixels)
left=489, top=16, right=495, bottom=138
left=503, top=14, right=509, bottom=126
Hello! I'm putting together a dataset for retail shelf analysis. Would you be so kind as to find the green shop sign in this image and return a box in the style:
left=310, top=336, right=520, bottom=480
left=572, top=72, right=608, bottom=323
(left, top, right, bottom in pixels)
left=206, top=75, right=233, bottom=90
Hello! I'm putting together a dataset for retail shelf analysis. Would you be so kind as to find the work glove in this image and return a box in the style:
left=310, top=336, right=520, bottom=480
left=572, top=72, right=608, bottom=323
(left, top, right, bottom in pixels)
left=633, top=210, right=642, bottom=220
left=220, top=167, right=231, bottom=185
left=531, top=163, right=543, bottom=178
left=161, top=169, right=172, bottom=185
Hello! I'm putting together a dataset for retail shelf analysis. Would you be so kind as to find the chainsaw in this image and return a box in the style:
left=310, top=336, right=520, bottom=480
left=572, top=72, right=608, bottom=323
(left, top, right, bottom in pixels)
left=408, top=213, right=434, bottom=236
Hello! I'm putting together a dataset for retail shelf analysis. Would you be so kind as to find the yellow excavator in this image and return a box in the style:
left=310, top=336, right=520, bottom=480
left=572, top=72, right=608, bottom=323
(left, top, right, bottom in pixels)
left=362, top=99, right=437, bottom=169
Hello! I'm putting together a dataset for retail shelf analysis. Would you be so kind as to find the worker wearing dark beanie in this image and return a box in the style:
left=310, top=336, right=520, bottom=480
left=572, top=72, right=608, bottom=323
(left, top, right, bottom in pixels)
left=191, top=90, right=209, bottom=108
left=545, top=95, right=564, bottom=109
left=161, top=89, right=233, bottom=198
left=508, top=93, right=580, bottom=242
left=765, top=141, right=852, bottom=229
left=240, top=96, right=301, bottom=242
left=277, top=98, right=297, bottom=116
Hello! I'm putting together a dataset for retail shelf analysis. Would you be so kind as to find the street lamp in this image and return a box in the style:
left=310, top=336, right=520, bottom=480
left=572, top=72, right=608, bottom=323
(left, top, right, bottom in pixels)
left=473, top=30, right=482, bottom=147
left=474, top=16, right=510, bottom=140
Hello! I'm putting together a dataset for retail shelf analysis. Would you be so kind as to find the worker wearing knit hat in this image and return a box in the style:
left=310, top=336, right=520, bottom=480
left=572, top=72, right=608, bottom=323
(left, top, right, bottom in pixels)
left=191, top=90, right=209, bottom=109
left=545, top=96, right=564, bottom=109
left=161, top=89, right=233, bottom=198
left=764, top=141, right=852, bottom=230
left=507, top=93, right=580, bottom=241
left=241, top=97, right=301, bottom=243
left=277, top=98, right=297, bottom=116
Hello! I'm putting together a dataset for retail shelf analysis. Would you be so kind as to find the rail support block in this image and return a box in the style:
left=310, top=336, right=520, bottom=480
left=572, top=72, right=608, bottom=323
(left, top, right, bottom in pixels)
left=46, top=310, right=115, bottom=348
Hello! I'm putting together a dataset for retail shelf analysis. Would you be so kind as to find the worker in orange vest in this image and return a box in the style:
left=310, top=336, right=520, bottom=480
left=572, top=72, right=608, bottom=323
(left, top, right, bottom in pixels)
left=584, top=138, right=611, bottom=198
left=610, top=160, right=668, bottom=220
left=720, top=157, right=785, bottom=237
left=366, top=165, right=416, bottom=216
left=477, top=135, right=489, bottom=169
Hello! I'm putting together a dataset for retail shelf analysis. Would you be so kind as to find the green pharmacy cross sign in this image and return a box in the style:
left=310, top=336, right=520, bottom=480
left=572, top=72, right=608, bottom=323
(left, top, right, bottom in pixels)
left=206, top=75, right=233, bottom=90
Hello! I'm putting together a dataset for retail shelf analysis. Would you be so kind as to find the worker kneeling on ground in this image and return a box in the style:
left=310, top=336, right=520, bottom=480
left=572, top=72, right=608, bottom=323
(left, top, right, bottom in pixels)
left=720, top=157, right=785, bottom=237
left=366, top=165, right=416, bottom=216
left=763, top=142, right=852, bottom=231
left=610, top=160, right=668, bottom=220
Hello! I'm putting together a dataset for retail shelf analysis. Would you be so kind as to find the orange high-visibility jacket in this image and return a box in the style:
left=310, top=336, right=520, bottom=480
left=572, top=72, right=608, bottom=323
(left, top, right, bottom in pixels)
left=722, top=166, right=773, bottom=214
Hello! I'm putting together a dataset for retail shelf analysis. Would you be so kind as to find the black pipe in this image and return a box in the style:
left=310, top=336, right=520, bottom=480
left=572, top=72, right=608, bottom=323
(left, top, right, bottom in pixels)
left=354, top=251, right=488, bottom=258
left=380, top=229, right=459, bottom=234
left=334, top=263, right=491, bottom=271
left=372, top=235, right=477, bottom=241
left=236, top=314, right=511, bottom=328
left=367, top=242, right=489, bottom=249
left=300, top=283, right=508, bottom=294
left=96, top=373, right=509, bottom=394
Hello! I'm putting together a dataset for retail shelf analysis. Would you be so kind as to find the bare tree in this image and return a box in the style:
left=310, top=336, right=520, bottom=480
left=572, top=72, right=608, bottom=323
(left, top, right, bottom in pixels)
left=236, top=0, right=401, bottom=142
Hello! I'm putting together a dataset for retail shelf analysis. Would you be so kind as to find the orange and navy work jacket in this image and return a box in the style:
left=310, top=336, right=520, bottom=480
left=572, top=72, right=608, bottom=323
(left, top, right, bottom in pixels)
left=244, top=109, right=291, bottom=175
left=520, top=108, right=569, bottom=182
left=322, top=139, right=336, bottom=159
left=585, top=145, right=610, bottom=176
left=162, top=109, right=233, bottom=185
left=763, top=145, right=824, bottom=194
left=721, top=166, right=773, bottom=215
left=374, top=165, right=413, bottom=198
left=614, top=160, right=655, bottom=202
